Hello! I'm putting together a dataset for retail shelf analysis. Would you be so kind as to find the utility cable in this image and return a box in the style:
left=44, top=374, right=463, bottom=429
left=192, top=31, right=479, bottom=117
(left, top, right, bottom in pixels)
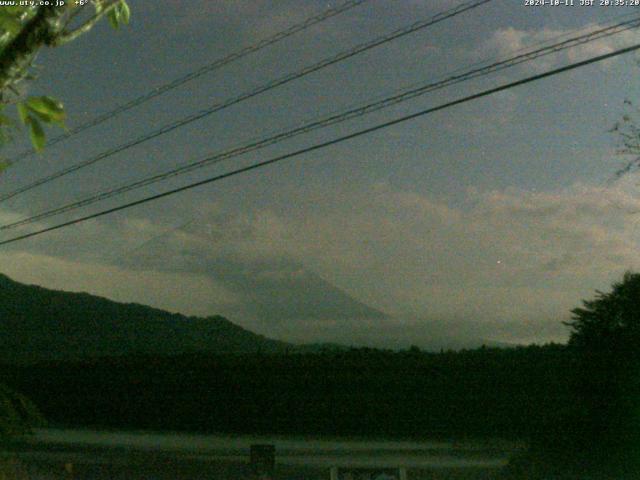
left=0, top=0, right=493, bottom=201
left=2, top=16, right=638, bottom=231
left=1, top=41, right=638, bottom=246
left=4, top=0, right=372, bottom=166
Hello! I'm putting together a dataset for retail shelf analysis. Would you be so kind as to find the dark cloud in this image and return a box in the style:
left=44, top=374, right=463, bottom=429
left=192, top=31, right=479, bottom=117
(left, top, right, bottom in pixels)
left=1, top=1, right=639, bottom=347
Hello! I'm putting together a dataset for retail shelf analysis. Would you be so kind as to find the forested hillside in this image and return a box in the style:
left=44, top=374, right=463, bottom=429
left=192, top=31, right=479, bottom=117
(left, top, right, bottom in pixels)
left=0, top=273, right=289, bottom=362
left=1, top=346, right=571, bottom=440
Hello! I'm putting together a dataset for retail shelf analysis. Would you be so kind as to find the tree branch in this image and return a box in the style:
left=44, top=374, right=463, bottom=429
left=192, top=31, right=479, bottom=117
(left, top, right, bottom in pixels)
left=53, top=0, right=121, bottom=46
left=0, top=6, right=67, bottom=95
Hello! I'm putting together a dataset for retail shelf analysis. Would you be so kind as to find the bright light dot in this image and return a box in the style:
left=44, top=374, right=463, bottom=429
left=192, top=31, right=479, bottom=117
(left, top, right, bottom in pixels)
left=497, top=260, right=502, bottom=264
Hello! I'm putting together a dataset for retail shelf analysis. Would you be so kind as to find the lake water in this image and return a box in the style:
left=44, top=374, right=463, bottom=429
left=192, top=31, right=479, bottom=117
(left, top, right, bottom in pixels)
left=7, top=428, right=522, bottom=479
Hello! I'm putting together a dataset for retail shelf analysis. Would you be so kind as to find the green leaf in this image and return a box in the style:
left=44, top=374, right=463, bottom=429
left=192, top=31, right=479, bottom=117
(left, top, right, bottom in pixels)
left=0, top=16, right=22, bottom=36
left=0, top=114, right=14, bottom=127
left=26, top=116, right=45, bottom=152
left=0, top=10, right=27, bottom=35
left=118, top=1, right=130, bottom=25
left=107, top=8, right=120, bottom=29
left=25, top=96, right=65, bottom=125
left=94, top=0, right=104, bottom=14
left=3, top=6, right=31, bottom=16
left=16, top=103, right=29, bottom=124
left=0, top=160, right=9, bottom=174
left=26, top=96, right=63, bottom=117
left=106, top=1, right=131, bottom=29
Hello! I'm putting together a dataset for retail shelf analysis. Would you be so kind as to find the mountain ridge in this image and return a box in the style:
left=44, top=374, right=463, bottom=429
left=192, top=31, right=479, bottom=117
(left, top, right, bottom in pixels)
left=0, top=272, right=291, bottom=363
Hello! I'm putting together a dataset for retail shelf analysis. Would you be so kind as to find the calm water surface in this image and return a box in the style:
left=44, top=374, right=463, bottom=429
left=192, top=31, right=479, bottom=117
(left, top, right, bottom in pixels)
left=18, top=428, right=518, bottom=469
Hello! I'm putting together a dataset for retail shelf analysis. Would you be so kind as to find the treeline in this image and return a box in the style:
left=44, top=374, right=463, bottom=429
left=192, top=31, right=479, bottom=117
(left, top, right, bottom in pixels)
left=0, top=344, right=573, bottom=440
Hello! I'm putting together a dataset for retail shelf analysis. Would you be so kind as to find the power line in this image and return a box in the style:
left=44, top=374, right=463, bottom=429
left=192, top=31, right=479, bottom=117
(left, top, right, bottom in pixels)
left=4, top=17, right=638, bottom=229
left=3, top=0, right=371, bottom=167
left=380, top=9, right=640, bottom=102
left=0, top=0, right=493, bottom=203
left=110, top=12, right=640, bottom=264
left=3, top=16, right=638, bottom=231
left=1, top=42, right=638, bottom=247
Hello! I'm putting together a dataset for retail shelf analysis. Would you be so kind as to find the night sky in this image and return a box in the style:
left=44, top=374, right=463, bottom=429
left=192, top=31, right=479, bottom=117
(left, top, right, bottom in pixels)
left=1, top=0, right=639, bottom=348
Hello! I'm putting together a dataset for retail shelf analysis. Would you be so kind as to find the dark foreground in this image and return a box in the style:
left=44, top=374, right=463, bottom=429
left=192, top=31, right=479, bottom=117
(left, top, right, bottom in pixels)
left=2, top=429, right=516, bottom=480
left=3, top=452, right=505, bottom=480
left=0, top=346, right=571, bottom=440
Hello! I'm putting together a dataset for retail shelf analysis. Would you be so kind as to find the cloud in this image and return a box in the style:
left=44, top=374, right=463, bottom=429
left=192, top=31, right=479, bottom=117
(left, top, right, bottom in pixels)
left=166, top=0, right=339, bottom=44
left=2, top=177, right=639, bottom=347
left=0, top=251, right=240, bottom=318
left=476, top=23, right=640, bottom=73
left=189, top=180, right=640, bottom=335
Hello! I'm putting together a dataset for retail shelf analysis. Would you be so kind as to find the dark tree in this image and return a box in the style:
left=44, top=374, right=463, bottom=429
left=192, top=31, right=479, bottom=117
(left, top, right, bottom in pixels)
left=564, top=272, right=640, bottom=474
left=567, top=271, right=640, bottom=349
left=505, top=273, right=640, bottom=479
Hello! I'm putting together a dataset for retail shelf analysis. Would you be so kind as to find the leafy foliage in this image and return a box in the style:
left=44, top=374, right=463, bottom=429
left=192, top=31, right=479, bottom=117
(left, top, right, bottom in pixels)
left=0, top=383, right=44, bottom=443
left=566, top=271, right=640, bottom=351
left=566, top=273, right=640, bottom=459
left=0, top=8, right=36, bottom=51
left=0, top=0, right=130, bottom=166
left=1, top=345, right=571, bottom=440
left=16, top=96, right=65, bottom=151
left=521, top=272, right=640, bottom=477
left=0, top=382, right=44, bottom=476
left=107, top=1, right=130, bottom=29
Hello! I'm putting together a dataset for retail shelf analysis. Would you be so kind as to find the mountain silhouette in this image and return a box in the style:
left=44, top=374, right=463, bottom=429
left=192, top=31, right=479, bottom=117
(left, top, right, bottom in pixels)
left=0, top=273, right=290, bottom=363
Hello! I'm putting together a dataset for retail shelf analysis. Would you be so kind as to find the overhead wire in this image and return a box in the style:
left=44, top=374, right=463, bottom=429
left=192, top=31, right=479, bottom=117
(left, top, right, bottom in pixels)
left=0, top=0, right=494, bottom=202
left=38, top=10, right=640, bottom=262
left=3, top=15, right=639, bottom=232
left=1, top=42, right=639, bottom=246
left=3, top=0, right=372, bottom=166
